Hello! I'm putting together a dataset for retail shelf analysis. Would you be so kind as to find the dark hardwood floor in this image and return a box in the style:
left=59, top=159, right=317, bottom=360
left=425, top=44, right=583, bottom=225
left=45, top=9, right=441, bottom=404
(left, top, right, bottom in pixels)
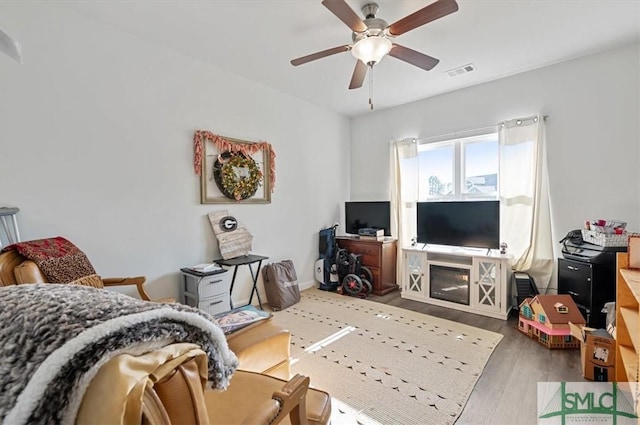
left=367, top=290, right=584, bottom=425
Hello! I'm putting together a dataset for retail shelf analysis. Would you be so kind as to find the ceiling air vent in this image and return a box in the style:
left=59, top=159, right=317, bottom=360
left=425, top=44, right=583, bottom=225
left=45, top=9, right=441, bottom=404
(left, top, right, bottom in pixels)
left=445, top=63, right=476, bottom=77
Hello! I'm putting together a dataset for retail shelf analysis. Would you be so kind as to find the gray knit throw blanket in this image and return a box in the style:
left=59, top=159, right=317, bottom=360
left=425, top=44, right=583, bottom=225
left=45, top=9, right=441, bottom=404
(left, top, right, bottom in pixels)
left=0, top=284, right=238, bottom=425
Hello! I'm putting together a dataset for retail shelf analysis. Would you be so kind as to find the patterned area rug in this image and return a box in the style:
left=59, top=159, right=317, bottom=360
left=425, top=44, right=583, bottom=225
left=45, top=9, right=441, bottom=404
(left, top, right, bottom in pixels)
left=270, top=289, right=503, bottom=425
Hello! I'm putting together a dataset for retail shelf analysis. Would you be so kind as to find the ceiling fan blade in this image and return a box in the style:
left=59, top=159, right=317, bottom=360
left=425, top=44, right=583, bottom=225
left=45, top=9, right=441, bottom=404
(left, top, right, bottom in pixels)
left=349, top=60, right=368, bottom=89
left=389, top=44, right=440, bottom=71
left=387, top=0, right=459, bottom=36
left=290, top=45, right=351, bottom=66
left=322, top=0, right=367, bottom=33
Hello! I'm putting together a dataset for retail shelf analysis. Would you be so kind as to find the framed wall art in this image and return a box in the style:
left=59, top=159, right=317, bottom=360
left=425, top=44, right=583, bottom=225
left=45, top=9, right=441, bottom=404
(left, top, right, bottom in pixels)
left=194, top=131, right=276, bottom=204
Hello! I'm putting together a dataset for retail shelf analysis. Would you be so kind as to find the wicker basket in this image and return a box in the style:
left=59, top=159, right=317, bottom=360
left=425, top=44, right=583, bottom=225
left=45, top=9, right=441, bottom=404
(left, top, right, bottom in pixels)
left=581, top=230, right=634, bottom=247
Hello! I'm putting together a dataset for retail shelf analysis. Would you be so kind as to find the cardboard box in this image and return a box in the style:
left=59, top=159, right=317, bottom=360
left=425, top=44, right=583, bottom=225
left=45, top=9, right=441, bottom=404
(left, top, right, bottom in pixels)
left=569, top=322, right=616, bottom=382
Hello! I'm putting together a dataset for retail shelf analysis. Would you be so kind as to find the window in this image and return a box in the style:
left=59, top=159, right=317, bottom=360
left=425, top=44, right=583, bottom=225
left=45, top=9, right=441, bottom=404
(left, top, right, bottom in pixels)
left=538, top=314, right=546, bottom=324
left=418, top=143, right=454, bottom=198
left=522, top=305, right=532, bottom=319
left=554, top=303, right=568, bottom=313
left=417, top=133, right=498, bottom=201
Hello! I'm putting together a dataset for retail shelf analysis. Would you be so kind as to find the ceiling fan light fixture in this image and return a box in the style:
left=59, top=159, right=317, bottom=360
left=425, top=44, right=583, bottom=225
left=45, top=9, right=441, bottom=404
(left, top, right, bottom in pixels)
left=351, top=36, right=392, bottom=65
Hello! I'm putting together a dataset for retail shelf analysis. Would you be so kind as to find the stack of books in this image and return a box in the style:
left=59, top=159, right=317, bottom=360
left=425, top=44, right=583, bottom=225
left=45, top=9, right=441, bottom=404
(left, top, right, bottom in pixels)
left=191, top=263, right=221, bottom=272
left=182, top=263, right=225, bottom=276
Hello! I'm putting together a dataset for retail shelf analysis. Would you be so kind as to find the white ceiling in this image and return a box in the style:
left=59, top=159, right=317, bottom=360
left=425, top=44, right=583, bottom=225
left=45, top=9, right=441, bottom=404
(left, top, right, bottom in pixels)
left=62, top=0, right=640, bottom=117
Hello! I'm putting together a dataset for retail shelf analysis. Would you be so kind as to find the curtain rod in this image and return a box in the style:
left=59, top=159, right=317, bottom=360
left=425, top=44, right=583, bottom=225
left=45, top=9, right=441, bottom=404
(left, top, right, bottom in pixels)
left=407, top=114, right=549, bottom=145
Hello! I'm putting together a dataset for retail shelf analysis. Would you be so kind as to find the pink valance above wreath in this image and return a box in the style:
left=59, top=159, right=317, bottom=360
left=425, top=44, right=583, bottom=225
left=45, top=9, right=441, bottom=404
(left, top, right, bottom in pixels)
left=193, top=130, right=276, bottom=193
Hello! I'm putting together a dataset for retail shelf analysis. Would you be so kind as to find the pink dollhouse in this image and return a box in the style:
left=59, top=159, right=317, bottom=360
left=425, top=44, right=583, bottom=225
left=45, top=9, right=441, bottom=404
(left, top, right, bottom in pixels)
left=518, top=294, right=586, bottom=349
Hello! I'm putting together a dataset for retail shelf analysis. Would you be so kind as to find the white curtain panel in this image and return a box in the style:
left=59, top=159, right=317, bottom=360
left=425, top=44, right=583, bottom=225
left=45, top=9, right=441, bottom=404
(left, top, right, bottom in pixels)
left=390, top=139, right=417, bottom=284
left=499, top=116, right=554, bottom=290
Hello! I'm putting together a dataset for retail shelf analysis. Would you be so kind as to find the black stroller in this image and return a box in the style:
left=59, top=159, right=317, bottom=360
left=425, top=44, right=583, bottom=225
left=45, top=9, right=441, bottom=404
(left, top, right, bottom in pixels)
left=317, top=224, right=373, bottom=297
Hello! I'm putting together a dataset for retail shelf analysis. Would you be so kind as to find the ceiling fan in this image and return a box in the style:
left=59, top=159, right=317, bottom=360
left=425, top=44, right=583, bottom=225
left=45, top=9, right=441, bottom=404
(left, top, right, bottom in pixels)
left=290, top=0, right=459, bottom=99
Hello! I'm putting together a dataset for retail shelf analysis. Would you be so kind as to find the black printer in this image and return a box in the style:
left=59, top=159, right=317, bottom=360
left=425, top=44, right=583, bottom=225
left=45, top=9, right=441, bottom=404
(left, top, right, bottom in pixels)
left=561, top=239, right=627, bottom=264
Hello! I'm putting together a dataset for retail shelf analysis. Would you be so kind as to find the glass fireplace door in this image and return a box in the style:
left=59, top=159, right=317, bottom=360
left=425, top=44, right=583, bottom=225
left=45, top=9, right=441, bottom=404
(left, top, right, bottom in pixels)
left=428, top=262, right=471, bottom=305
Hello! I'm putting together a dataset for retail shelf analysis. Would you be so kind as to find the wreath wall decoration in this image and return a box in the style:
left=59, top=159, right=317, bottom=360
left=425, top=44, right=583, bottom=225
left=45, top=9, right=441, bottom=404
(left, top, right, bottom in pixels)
left=213, top=151, right=262, bottom=201
left=194, top=131, right=276, bottom=204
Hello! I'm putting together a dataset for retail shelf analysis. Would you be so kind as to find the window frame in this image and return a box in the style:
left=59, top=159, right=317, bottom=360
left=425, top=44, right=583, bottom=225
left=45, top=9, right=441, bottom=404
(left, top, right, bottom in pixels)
left=417, top=131, right=499, bottom=202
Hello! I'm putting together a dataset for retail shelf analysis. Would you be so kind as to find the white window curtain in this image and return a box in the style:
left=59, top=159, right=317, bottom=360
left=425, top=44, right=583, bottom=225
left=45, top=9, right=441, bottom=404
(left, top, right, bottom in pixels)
left=499, top=115, right=554, bottom=290
left=390, top=138, right=418, bottom=284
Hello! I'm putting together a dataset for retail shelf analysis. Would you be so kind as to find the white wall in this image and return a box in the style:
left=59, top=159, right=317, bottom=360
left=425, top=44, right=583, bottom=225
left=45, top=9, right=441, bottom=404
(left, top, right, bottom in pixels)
left=0, top=2, right=350, bottom=303
left=2, top=3, right=637, bottom=303
left=350, top=43, right=640, bottom=279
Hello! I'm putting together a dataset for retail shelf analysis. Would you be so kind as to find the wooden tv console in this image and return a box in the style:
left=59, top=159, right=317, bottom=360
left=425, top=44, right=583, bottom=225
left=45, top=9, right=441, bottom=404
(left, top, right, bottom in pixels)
left=336, top=236, right=398, bottom=295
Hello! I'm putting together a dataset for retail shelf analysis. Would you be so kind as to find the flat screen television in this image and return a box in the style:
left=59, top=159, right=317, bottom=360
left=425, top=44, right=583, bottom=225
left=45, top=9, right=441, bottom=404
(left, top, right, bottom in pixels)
left=345, top=201, right=391, bottom=236
left=416, top=200, right=500, bottom=249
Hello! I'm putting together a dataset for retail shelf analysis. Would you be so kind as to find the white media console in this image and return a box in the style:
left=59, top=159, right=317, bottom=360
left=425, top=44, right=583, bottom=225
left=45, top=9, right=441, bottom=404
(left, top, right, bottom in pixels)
left=401, top=246, right=513, bottom=320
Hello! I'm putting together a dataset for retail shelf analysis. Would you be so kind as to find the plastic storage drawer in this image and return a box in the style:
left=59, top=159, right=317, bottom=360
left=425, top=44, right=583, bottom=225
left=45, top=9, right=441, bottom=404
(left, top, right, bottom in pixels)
left=194, top=294, right=229, bottom=315
left=181, top=269, right=232, bottom=314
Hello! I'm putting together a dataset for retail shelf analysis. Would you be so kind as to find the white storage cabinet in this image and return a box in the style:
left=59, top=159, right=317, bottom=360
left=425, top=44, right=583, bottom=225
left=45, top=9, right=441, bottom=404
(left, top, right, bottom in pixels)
left=401, top=247, right=512, bottom=320
left=180, top=269, right=232, bottom=315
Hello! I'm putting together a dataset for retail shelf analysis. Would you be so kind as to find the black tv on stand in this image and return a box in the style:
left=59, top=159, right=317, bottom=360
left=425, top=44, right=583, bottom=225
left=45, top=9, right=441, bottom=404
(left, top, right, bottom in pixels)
left=416, top=200, right=500, bottom=250
left=345, top=201, right=391, bottom=237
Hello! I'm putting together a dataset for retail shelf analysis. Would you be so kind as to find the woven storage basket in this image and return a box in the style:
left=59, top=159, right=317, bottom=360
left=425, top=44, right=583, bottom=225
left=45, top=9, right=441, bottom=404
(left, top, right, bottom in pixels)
left=581, top=230, right=637, bottom=247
